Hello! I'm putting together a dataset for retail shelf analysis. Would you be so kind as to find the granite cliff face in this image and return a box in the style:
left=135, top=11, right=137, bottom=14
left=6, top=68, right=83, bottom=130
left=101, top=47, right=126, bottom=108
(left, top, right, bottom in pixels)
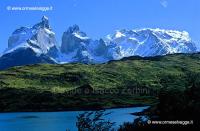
left=0, top=16, right=197, bottom=70
left=0, top=16, right=58, bottom=70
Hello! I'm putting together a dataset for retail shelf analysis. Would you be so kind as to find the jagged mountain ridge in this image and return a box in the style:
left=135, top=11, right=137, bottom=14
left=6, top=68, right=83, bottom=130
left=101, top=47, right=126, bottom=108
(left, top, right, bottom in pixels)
left=0, top=16, right=197, bottom=70
left=0, top=16, right=58, bottom=70
left=60, top=25, right=197, bottom=63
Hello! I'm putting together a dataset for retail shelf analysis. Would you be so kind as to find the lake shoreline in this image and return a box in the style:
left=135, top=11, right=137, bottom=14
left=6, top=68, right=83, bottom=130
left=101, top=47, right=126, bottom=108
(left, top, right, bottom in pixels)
left=0, top=106, right=150, bottom=131
left=0, top=88, right=158, bottom=113
left=0, top=104, right=152, bottom=113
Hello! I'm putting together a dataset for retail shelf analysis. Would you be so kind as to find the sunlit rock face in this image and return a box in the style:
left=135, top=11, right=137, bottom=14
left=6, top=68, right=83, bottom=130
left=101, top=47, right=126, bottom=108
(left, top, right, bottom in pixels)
left=60, top=27, right=197, bottom=63
left=0, top=16, right=58, bottom=70
left=0, top=16, right=198, bottom=70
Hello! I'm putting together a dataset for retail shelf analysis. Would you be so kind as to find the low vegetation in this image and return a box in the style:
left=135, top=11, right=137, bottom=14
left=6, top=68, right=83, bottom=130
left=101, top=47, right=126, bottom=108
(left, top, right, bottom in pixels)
left=0, top=53, right=199, bottom=112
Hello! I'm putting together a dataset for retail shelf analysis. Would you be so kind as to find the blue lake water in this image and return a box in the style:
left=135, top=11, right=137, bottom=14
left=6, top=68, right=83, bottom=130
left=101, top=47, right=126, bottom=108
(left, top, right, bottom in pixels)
left=0, top=106, right=148, bottom=131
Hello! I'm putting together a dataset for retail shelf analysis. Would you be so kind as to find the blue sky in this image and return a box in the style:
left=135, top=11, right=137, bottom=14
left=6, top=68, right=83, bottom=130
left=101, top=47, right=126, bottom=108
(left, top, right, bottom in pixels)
left=0, top=0, right=200, bottom=53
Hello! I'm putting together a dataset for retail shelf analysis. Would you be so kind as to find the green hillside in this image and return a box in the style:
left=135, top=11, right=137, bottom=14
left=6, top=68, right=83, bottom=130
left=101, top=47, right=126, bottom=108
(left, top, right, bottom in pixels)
left=0, top=53, right=200, bottom=112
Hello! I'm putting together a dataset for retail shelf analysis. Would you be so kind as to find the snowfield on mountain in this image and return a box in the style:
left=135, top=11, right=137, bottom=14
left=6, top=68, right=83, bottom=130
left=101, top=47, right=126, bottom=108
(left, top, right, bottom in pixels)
left=0, top=16, right=197, bottom=70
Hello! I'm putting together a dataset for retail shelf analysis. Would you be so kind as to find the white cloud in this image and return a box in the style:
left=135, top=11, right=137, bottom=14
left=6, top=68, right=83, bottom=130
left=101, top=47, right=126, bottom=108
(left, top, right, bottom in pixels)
left=160, top=0, right=168, bottom=8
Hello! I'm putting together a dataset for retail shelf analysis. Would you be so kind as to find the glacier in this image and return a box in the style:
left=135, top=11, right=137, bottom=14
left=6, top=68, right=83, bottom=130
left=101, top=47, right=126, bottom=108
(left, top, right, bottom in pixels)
left=60, top=26, right=197, bottom=63
left=0, top=16, right=198, bottom=70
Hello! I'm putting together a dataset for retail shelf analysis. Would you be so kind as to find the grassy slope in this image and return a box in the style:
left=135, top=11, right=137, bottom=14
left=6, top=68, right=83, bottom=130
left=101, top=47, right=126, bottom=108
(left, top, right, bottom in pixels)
left=0, top=53, right=199, bottom=111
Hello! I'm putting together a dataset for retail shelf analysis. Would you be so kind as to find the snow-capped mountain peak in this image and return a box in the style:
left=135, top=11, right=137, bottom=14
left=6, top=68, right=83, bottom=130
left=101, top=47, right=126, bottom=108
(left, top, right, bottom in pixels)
left=0, top=18, right=198, bottom=70
left=68, top=25, right=90, bottom=40
left=103, top=28, right=196, bottom=58
left=115, top=31, right=126, bottom=38
left=5, top=16, right=58, bottom=55
left=0, top=16, right=59, bottom=70
left=59, top=27, right=197, bottom=63
left=61, top=25, right=90, bottom=54
left=33, top=15, right=51, bottom=30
